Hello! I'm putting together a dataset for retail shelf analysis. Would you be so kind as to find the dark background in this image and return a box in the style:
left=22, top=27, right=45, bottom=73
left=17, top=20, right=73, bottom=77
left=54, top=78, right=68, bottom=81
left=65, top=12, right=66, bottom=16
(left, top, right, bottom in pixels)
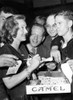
left=0, top=0, right=73, bottom=25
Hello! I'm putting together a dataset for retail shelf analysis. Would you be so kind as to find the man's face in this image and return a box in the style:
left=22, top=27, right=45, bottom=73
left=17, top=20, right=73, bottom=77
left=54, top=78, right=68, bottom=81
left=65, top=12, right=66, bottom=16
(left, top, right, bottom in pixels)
left=46, top=15, right=57, bottom=37
left=55, top=15, right=70, bottom=37
left=30, top=26, right=45, bottom=47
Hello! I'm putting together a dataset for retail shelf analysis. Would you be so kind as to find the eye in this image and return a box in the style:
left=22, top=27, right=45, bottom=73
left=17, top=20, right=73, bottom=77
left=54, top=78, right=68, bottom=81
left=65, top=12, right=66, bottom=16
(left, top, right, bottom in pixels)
left=45, top=24, right=50, bottom=28
left=58, top=22, right=61, bottom=25
left=53, top=23, right=56, bottom=27
left=21, top=26, right=26, bottom=30
left=0, top=17, right=5, bottom=21
left=21, top=26, right=24, bottom=29
left=2, top=17, right=5, bottom=20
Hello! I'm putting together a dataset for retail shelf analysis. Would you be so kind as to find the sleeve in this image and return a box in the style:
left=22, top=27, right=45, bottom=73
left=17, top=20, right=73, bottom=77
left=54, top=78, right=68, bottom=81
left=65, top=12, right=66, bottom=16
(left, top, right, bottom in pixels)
left=0, top=46, right=12, bottom=78
left=51, top=36, right=64, bottom=49
left=0, top=68, right=8, bottom=78
left=67, top=39, right=73, bottom=59
left=71, top=76, right=73, bottom=93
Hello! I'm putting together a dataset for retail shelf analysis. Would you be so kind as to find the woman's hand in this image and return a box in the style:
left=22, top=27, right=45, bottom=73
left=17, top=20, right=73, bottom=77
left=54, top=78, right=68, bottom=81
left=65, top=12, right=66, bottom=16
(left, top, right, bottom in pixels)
left=0, top=54, right=18, bottom=67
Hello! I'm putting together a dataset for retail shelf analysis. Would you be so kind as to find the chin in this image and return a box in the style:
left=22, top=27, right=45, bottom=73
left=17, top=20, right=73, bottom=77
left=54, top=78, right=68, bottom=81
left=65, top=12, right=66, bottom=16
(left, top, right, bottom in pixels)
left=58, top=34, right=62, bottom=36
left=32, top=45, right=37, bottom=47
left=22, top=38, right=26, bottom=41
left=32, top=44, right=37, bottom=47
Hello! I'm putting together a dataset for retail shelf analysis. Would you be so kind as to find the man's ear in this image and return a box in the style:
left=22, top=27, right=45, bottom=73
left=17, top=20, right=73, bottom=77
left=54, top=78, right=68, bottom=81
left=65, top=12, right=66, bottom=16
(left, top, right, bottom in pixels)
left=68, top=20, right=73, bottom=28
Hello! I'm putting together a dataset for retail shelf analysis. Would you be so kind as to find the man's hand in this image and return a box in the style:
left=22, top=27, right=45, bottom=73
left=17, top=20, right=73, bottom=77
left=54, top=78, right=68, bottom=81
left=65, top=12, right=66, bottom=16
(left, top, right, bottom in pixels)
left=0, top=54, right=18, bottom=67
left=67, top=59, right=73, bottom=72
left=50, top=49, right=61, bottom=63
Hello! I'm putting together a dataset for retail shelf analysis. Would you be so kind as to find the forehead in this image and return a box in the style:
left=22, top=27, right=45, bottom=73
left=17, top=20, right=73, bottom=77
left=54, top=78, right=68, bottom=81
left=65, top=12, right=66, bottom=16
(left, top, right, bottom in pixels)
left=0, top=11, right=12, bottom=18
left=55, top=15, right=66, bottom=22
left=16, top=19, right=26, bottom=27
left=46, top=15, right=55, bottom=25
left=31, top=25, right=44, bottom=35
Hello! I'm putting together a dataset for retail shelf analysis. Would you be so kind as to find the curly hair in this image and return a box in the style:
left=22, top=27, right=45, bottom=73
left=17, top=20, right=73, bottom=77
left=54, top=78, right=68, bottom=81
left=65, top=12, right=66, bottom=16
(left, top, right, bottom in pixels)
left=1, top=15, right=25, bottom=44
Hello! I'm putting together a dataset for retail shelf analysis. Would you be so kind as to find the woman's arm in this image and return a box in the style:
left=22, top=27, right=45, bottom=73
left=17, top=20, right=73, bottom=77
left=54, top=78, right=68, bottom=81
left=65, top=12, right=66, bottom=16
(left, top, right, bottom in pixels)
left=3, top=54, right=41, bottom=89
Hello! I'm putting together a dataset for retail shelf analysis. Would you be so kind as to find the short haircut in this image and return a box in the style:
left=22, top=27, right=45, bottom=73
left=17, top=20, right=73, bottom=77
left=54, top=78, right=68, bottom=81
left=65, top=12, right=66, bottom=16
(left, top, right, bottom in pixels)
left=55, top=10, right=73, bottom=21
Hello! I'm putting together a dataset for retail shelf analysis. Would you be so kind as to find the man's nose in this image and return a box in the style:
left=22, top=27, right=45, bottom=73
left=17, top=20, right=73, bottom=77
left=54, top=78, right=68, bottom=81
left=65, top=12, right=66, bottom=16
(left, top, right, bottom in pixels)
left=25, top=29, right=28, bottom=34
left=34, top=36, right=38, bottom=41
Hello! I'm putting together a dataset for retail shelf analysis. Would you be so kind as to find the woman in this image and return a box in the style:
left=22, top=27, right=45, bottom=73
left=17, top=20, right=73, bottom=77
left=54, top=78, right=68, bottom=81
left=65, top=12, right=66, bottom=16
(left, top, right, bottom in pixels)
left=0, top=15, right=41, bottom=100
